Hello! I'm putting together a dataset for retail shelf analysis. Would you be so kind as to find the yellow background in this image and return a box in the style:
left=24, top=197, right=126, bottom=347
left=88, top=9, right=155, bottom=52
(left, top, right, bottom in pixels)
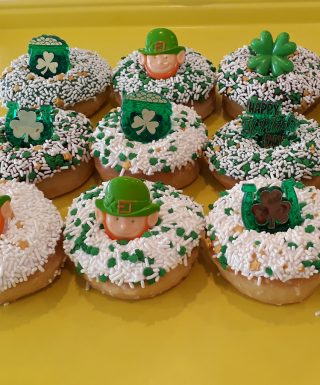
left=0, top=2, right=320, bottom=385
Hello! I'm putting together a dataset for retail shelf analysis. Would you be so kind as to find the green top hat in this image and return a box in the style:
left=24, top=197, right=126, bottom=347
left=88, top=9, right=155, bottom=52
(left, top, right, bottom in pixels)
left=0, top=195, right=11, bottom=208
left=96, top=177, right=160, bottom=217
left=139, top=28, right=185, bottom=56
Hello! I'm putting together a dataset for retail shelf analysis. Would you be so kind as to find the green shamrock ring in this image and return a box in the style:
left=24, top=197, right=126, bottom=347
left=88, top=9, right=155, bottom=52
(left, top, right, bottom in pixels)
left=247, top=31, right=297, bottom=77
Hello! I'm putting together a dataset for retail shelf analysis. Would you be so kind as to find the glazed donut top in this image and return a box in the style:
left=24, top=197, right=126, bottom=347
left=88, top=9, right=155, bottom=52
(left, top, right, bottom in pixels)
left=205, top=114, right=320, bottom=181
left=63, top=181, right=205, bottom=287
left=0, top=108, right=93, bottom=183
left=206, top=177, right=320, bottom=283
left=0, top=48, right=112, bottom=108
left=0, top=180, right=62, bottom=292
left=112, top=49, right=215, bottom=104
left=217, top=46, right=320, bottom=112
left=92, top=104, right=208, bottom=175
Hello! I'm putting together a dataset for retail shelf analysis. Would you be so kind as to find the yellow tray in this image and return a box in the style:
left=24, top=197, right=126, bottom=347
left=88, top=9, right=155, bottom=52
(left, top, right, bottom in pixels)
left=1, top=2, right=320, bottom=385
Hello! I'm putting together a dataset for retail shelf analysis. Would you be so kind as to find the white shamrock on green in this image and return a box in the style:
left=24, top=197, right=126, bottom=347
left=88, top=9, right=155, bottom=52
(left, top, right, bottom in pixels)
left=131, top=109, right=159, bottom=135
left=36, top=51, right=58, bottom=75
left=10, top=110, right=44, bottom=142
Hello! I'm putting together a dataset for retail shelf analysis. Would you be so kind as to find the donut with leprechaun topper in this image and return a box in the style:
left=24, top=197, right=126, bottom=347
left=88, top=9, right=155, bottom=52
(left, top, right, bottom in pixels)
left=112, top=28, right=216, bottom=119
left=217, top=30, right=320, bottom=118
left=205, top=97, right=320, bottom=189
left=0, top=34, right=112, bottom=117
left=0, top=180, right=63, bottom=304
left=0, top=101, right=94, bottom=199
left=92, top=91, right=208, bottom=189
left=63, top=176, right=205, bottom=300
left=204, top=177, right=320, bottom=305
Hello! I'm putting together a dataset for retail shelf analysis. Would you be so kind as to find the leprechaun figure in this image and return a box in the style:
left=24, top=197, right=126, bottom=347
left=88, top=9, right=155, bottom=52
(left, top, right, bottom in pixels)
left=138, top=28, right=186, bottom=80
left=0, top=195, right=13, bottom=235
left=95, top=177, right=160, bottom=240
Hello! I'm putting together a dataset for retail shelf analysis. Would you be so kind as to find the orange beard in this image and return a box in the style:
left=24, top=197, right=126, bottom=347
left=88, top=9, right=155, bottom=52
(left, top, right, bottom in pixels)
left=144, top=62, right=180, bottom=80
left=0, top=214, right=4, bottom=235
left=103, top=218, right=150, bottom=241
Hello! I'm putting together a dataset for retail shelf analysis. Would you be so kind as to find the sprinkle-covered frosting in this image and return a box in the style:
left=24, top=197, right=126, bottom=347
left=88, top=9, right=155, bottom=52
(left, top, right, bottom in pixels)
left=218, top=46, right=320, bottom=112
left=63, top=181, right=205, bottom=287
left=92, top=104, right=208, bottom=175
left=113, top=49, right=215, bottom=104
left=0, top=109, right=93, bottom=183
left=0, top=48, right=112, bottom=108
left=205, top=114, right=320, bottom=181
left=0, top=180, right=62, bottom=292
left=206, top=177, right=320, bottom=283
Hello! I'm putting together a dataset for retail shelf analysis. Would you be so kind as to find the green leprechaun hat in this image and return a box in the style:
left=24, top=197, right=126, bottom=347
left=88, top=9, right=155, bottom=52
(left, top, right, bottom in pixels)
left=95, top=177, right=160, bottom=217
left=139, top=28, right=185, bottom=55
left=0, top=195, right=11, bottom=207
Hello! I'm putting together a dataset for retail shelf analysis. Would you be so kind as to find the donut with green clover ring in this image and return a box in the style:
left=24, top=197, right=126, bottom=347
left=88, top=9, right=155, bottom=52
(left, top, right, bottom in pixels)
left=0, top=106, right=94, bottom=199
left=0, top=35, right=112, bottom=117
left=0, top=180, right=64, bottom=305
left=92, top=101, right=208, bottom=189
left=218, top=31, right=320, bottom=119
left=63, top=180, right=205, bottom=300
left=204, top=176, right=320, bottom=305
left=204, top=113, right=320, bottom=189
left=112, top=48, right=216, bottom=120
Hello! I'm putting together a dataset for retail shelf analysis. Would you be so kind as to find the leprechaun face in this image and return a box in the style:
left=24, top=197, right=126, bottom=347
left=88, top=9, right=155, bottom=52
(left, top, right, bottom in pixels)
left=0, top=200, right=13, bottom=235
left=96, top=209, right=159, bottom=240
left=139, top=51, right=185, bottom=79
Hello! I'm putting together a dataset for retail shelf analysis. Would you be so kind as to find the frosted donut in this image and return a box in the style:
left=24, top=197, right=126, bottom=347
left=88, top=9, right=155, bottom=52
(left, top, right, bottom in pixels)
left=112, top=28, right=216, bottom=120
left=0, top=39, right=112, bottom=117
left=204, top=177, right=320, bottom=305
left=0, top=108, right=94, bottom=199
left=0, top=180, right=63, bottom=305
left=63, top=181, right=205, bottom=300
left=205, top=114, right=320, bottom=189
left=92, top=103, right=208, bottom=189
left=217, top=31, right=320, bottom=119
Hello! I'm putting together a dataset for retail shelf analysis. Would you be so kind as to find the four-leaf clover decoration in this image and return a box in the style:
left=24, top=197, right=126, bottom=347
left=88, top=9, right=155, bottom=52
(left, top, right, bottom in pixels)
left=36, top=51, right=58, bottom=76
left=251, top=188, right=291, bottom=229
left=10, top=110, right=44, bottom=143
left=247, top=31, right=297, bottom=77
left=131, top=109, right=159, bottom=135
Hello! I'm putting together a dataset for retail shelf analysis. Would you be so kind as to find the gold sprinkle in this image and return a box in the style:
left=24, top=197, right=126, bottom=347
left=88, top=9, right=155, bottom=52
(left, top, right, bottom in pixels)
left=250, top=259, right=261, bottom=271
left=122, top=160, right=131, bottom=170
left=155, top=147, right=161, bottom=152
left=56, top=73, right=64, bottom=81
left=309, top=144, right=316, bottom=154
left=16, top=221, right=24, bottom=229
left=54, top=97, right=65, bottom=108
left=34, top=162, right=42, bottom=170
left=0, top=180, right=7, bottom=184
left=214, top=145, right=221, bottom=152
left=27, top=73, right=35, bottom=80
left=299, top=266, right=305, bottom=272
left=63, top=152, right=72, bottom=161
left=236, top=143, right=240, bottom=149
left=283, top=263, right=288, bottom=270
left=246, top=68, right=252, bottom=73
left=68, top=75, right=74, bottom=81
left=242, top=76, right=249, bottom=82
left=18, top=240, right=29, bottom=250
left=13, top=84, right=21, bottom=92
left=233, top=225, right=244, bottom=233
left=33, top=145, right=42, bottom=151
left=227, top=87, right=234, bottom=95
left=77, top=71, right=89, bottom=77
left=303, top=90, right=311, bottom=97
left=6, top=66, right=13, bottom=73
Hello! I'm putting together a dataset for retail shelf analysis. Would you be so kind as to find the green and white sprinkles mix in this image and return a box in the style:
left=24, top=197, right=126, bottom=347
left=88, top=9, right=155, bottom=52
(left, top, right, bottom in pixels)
left=0, top=48, right=111, bottom=108
left=205, top=114, right=320, bottom=181
left=0, top=181, right=63, bottom=292
left=92, top=103, right=208, bottom=175
left=206, top=177, right=320, bottom=283
left=218, top=46, right=320, bottom=111
left=63, top=181, right=205, bottom=287
left=113, top=49, right=215, bottom=104
left=0, top=108, right=92, bottom=183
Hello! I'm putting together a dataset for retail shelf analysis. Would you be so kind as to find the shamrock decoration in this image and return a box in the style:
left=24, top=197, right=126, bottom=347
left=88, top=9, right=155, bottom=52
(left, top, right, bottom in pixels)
left=241, top=180, right=303, bottom=233
left=10, top=110, right=44, bottom=142
left=36, top=51, right=58, bottom=76
left=5, top=102, right=54, bottom=148
left=121, top=91, right=172, bottom=143
left=28, top=34, right=70, bottom=79
left=247, top=31, right=297, bottom=77
left=251, top=188, right=291, bottom=229
left=131, top=109, right=159, bottom=135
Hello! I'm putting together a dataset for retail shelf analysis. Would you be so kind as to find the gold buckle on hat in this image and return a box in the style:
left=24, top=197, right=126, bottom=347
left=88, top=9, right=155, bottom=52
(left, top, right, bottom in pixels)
left=118, top=200, right=133, bottom=214
left=154, top=41, right=166, bottom=52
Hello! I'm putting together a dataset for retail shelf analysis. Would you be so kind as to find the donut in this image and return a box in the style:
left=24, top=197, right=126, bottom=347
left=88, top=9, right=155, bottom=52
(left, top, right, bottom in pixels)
left=112, top=28, right=216, bottom=119
left=63, top=177, right=205, bottom=300
left=217, top=30, right=320, bottom=118
left=205, top=110, right=320, bottom=189
left=0, top=35, right=112, bottom=117
left=92, top=92, right=208, bottom=189
left=0, top=180, right=63, bottom=305
left=0, top=104, right=94, bottom=199
left=204, top=176, right=320, bottom=305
